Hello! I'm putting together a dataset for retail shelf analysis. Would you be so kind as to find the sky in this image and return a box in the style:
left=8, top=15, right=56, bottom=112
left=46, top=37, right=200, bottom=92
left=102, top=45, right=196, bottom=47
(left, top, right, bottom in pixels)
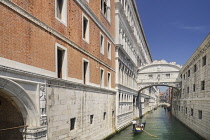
left=136, top=0, right=210, bottom=66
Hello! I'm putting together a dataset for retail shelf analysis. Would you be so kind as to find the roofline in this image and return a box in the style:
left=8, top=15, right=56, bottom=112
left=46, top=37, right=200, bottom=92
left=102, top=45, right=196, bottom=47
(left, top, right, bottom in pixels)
left=131, top=0, right=153, bottom=62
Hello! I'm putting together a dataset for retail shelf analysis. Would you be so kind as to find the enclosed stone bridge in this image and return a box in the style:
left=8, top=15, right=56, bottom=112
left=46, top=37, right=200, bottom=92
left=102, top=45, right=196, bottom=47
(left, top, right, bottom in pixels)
left=138, top=60, right=182, bottom=91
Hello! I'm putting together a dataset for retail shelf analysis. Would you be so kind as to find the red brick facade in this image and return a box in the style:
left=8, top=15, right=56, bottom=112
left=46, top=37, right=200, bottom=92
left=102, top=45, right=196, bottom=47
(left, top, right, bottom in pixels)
left=0, top=0, right=115, bottom=88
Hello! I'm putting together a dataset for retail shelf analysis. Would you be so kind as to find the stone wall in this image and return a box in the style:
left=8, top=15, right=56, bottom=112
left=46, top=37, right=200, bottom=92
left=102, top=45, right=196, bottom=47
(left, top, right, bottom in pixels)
left=172, top=34, right=210, bottom=139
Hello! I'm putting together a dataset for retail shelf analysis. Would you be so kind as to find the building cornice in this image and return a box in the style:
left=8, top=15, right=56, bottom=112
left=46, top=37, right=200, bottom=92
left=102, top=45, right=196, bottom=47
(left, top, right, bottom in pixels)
left=75, top=0, right=115, bottom=43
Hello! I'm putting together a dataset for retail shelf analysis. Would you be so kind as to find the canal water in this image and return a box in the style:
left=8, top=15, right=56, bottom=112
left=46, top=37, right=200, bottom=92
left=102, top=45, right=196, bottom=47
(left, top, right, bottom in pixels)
left=109, top=107, right=201, bottom=140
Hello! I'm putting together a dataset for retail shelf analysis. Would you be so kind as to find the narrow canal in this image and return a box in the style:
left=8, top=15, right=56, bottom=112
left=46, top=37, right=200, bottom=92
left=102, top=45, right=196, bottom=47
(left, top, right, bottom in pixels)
left=109, top=107, right=201, bottom=140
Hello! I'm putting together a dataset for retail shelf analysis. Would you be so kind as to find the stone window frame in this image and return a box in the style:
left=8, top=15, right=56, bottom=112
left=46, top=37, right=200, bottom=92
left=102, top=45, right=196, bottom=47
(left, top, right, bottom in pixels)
left=55, top=0, right=67, bottom=26
left=107, top=41, right=111, bottom=60
left=82, top=58, right=90, bottom=85
left=82, top=13, right=90, bottom=44
left=100, top=67, right=105, bottom=87
left=55, top=43, right=68, bottom=79
left=100, top=32, right=105, bottom=55
left=107, top=72, right=111, bottom=88
left=100, top=0, right=111, bottom=22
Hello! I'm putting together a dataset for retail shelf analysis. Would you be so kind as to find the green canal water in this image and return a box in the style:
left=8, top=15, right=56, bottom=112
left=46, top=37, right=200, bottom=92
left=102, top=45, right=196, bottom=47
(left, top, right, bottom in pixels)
left=109, top=107, right=201, bottom=140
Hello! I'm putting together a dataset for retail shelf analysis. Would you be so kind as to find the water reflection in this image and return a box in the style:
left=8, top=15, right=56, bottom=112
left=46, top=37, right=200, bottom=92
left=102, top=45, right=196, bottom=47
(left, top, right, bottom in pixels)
left=109, top=107, right=201, bottom=140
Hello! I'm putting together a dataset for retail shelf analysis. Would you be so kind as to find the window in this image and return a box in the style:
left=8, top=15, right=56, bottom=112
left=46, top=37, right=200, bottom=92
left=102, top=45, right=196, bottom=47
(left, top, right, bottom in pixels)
left=201, top=80, right=205, bottom=90
left=193, top=84, right=195, bottom=92
left=100, top=68, right=104, bottom=87
left=194, top=64, right=197, bottom=72
left=55, top=0, right=67, bottom=24
left=100, top=0, right=110, bottom=22
left=90, top=115, right=94, bottom=124
left=179, top=106, right=180, bottom=111
left=100, top=33, right=104, bottom=54
left=198, top=110, right=202, bottom=119
left=191, top=108, right=194, bottom=116
left=70, top=118, right=76, bottom=130
left=103, top=112, right=106, bottom=120
left=185, top=107, right=187, bottom=114
left=188, top=70, right=190, bottom=77
left=112, top=111, right=115, bottom=118
left=107, top=72, right=111, bottom=88
left=82, top=14, right=89, bottom=43
left=83, top=59, right=89, bottom=84
left=187, top=87, right=189, bottom=93
left=202, top=55, right=206, bottom=66
left=166, top=74, right=170, bottom=78
left=148, top=74, right=153, bottom=79
left=107, top=41, right=111, bottom=59
left=56, top=43, right=67, bottom=79
left=184, top=74, right=186, bottom=80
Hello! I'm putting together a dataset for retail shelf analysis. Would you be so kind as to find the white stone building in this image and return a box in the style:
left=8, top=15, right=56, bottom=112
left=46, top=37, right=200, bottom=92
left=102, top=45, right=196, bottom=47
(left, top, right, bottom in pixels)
left=172, top=34, right=210, bottom=139
left=115, top=0, right=152, bottom=129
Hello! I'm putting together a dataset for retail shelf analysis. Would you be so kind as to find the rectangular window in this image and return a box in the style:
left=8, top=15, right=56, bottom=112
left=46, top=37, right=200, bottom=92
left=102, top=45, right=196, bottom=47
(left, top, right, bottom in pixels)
left=193, top=84, right=195, bottom=92
left=191, top=108, right=193, bottom=116
left=107, top=72, right=111, bottom=88
left=166, top=74, right=170, bottom=78
left=201, top=80, right=205, bottom=90
left=198, top=110, right=202, bottom=119
left=90, top=115, right=94, bottom=124
left=148, top=74, right=153, bottom=79
left=100, top=0, right=110, bottom=22
left=83, top=59, right=89, bottom=84
left=185, top=107, right=187, bottom=114
left=56, top=43, right=67, bottom=79
left=57, top=49, right=64, bottom=78
left=70, top=118, right=76, bottom=130
left=100, top=33, right=104, bottom=54
left=55, top=0, right=67, bottom=24
left=107, top=41, right=111, bottom=59
left=202, top=55, right=206, bottom=66
left=103, top=112, right=106, bottom=120
left=112, top=111, right=115, bottom=118
left=100, top=68, right=104, bottom=87
left=188, top=70, right=190, bottom=77
left=194, top=64, right=197, bottom=72
left=187, top=87, right=189, bottom=93
left=82, top=14, right=89, bottom=43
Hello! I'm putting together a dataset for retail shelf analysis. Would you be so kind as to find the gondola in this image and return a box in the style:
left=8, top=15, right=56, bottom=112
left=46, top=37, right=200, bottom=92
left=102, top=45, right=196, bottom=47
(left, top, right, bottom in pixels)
left=132, top=121, right=146, bottom=133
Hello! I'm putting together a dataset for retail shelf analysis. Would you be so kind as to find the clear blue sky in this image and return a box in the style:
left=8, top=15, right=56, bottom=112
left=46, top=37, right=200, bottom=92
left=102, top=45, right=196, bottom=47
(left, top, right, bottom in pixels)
left=136, top=0, right=210, bottom=65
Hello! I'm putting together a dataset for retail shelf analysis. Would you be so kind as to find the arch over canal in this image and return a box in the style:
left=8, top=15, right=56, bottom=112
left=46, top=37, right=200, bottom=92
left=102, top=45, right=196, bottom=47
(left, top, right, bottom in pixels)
left=138, top=60, right=182, bottom=90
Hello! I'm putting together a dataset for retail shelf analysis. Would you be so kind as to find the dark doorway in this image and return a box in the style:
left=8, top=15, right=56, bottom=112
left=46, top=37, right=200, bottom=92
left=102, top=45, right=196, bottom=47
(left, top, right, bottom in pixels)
left=0, top=93, right=24, bottom=140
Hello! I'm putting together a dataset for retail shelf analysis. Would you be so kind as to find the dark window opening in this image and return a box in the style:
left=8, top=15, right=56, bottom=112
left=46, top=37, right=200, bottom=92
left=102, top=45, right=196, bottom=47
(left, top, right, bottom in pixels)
left=198, top=110, right=202, bottom=119
left=188, top=70, right=190, bottom=77
left=185, top=107, right=187, bottom=114
left=201, top=80, right=205, bottom=90
left=103, top=112, right=106, bottom=120
left=70, top=118, right=76, bottom=130
left=108, top=73, right=111, bottom=88
left=191, top=108, right=194, bottom=116
left=202, top=55, right=206, bottom=66
left=57, top=49, right=64, bottom=78
left=194, top=64, right=197, bottom=72
left=83, top=17, right=88, bottom=39
left=57, top=0, right=64, bottom=19
left=90, top=115, right=94, bottom=124
left=83, top=61, right=88, bottom=84
left=193, top=84, right=196, bottom=92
